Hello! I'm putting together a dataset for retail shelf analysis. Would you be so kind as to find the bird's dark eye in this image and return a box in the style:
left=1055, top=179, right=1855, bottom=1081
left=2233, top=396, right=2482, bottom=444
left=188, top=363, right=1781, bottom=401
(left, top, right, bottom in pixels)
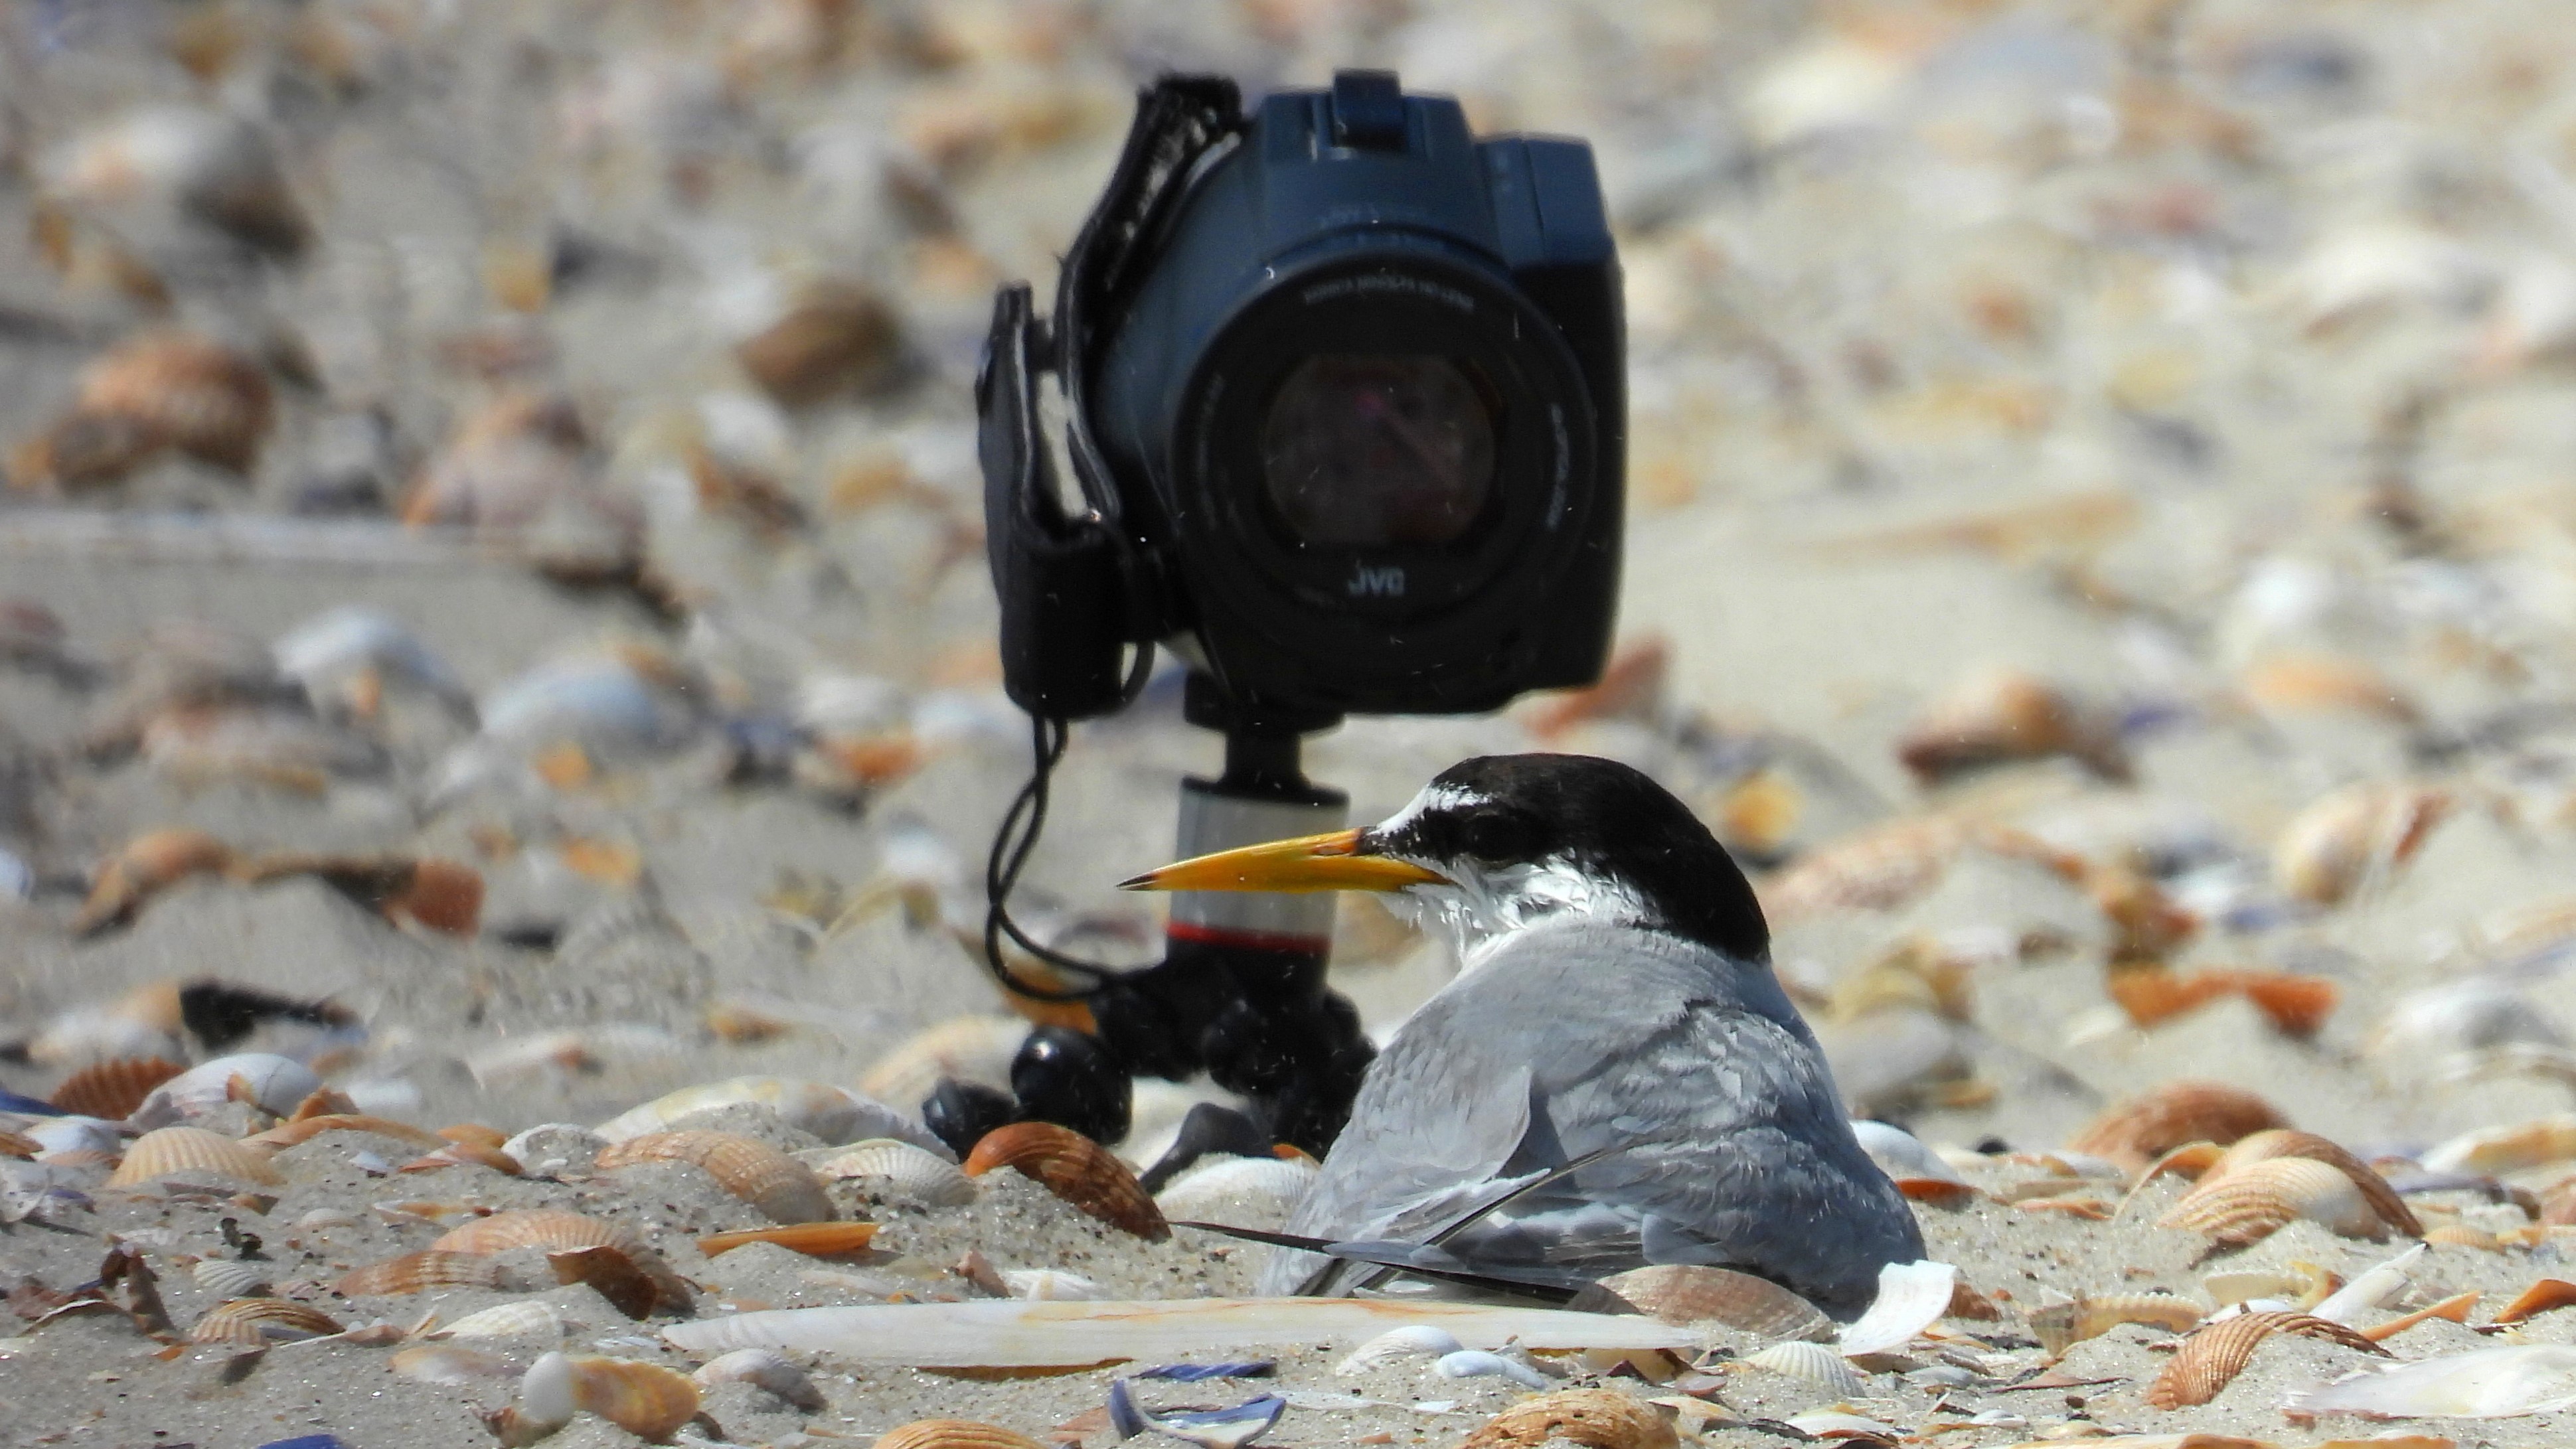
left=1457, top=808, right=1538, bottom=863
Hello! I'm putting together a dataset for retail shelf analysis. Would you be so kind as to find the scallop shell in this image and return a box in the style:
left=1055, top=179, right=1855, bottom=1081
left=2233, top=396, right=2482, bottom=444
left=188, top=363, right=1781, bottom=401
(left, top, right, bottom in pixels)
left=1457, top=1388, right=1679, bottom=1449
left=1152, top=1153, right=1318, bottom=1231
left=109, top=1125, right=282, bottom=1186
left=963, top=1121, right=1168, bottom=1241
left=692, top=1347, right=826, bottom=1410
left=392, top=1343, right=519, bottom=1385
left=2274, top=782, right=2450, bottom=907
left=595, top=1076, right=944, bottom=1154
left=129, top=1053, right=320, bottom=1128
left=2158, top=1156, right=2383, bottom=1245
left=191, top=1258, right=273, bottom=1298
left=2421, top=1114, right=2576, bottom=1175
left=807, top=1138, right=977, bottom=1206
left=864, top=1420, right=1058, bottom=1449
left=190, top=1296, right=343, bottom=1347
left=73, top=830, right=240, bottom=935
left=2144, top=1310, right=2383, bottom=1409
left=697, top=1222, right=880, bottom=1259
left=2495, top=1278, right=2576, bottom=1326
left=49, top=1055, right=185, bottom=1118
left=858, top=1016, right=1024, bottom=1110
left=2028, top=1292, right=2204, bottom=1355
left=434, top=1298, right=564, bottom=1340
left=248, top=1113, right=444, bottom=1149
left=430, top=1208, right=643, bottom=1257
left=2204, top=1130, right=2420, bottom=1236
left=594, top=1130, right=832, bottom=1223
left=74, top=333, right=276, bottom=472
left=335, top=1251, right=509, bottom=1297
left=1737, top=1340, right=1867, bottom=1396
left=1590, top=1264, right=1834, bottom=1341
left=2065, top=1081, right=2290, bottom=1172
left=1893, top=668, right=2127, bottom=785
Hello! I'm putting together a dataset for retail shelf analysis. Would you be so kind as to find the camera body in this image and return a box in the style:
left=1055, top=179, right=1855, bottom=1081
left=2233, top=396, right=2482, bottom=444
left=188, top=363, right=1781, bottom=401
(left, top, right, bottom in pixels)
left=981, top=72, right=1624, bottom=727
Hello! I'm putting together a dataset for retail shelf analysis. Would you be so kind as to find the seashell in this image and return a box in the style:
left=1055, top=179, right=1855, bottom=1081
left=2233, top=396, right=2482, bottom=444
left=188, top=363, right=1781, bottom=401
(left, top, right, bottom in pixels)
left=392, top=1343, right=517, bottom=1385
left=2204, top=1130, right=2421, bottom=1237
left=493, top=1352, right=700, bottom=1446
left=594, top=1130, right=832, bottom=1223
left=1589, top=1265, right=1833, bottom=1342
left=241, top=852, right=483, bottom=937
left=1737, top=1340, right=1866, bottom=1397
left=49, top=1055, right=185, bottom=1119
left=2239, top=654, right=2420, bottom=723
left=1893, top=668, right=2128, bottom=785
left=1153, top=1154, right=1317, bottom=1233
left=2158, top=1156, right=2384, bottom=1245
left=692, top=1347, right=826, bottom=1410
left=72, top=830, right=241, bottom=935
left=190, top=1258, right=272, bottom=1298
left=963, top=1122, right=1168, bottom=1241
left=734, top=281, right=904, bottom=408
left=2360, top=1290, right=2482, bottom=1343
left=807, top=1138, right=977, bottom=1206
left=398, top=1142, right=523, bottom=1176
left=248, top=1113, right=443, bottom=1150
left=1526, top=637, right=1670, bottom=740
left=46, top=105, right=310, bottom=256
left=2495, top=1278, right=2576, bottom=1326
left=1002, top=1269, right=1108, bottom=1301
left=858, top=1016, right=1024, bottom=1111
left=1437, top=1348, right=1550, bottom=1389
left=9, top=410, right=160, bottom=492
left=2065, top=1081, right=2290, bottom=1172
left=595, top=1076, right=945, bottom=1154
left=190, top=1296, right=343, bottom=1347
left=2275, top=783, right=2450, bottom=907
left=2312, top=1245, right=2426, bottom=1325
left=2028, top=1292, right=2204, bottom=1355
left=2283, top=1343, right=2576, bottom=1418
left=2424, top=1223, right=2499, bottom=1251
left=335, top=1251, right=508, bottom=1297
left=434, top=1299, right=564, bottom=1340
left=499, top=1123, right=605, bottom=1178
left=1836, top=1259, right=1957, bottom=1356
left=0, top=1131, right=36, bottom=1160
left=1848, top=1119, right=1961, bottom=1184
left=872, top=1421, right=1044, bottom=1449
left=1334, top=1325, right=1465, bottom=1375
left=289, top=1089, right=361, bottom=1120
left=431, top=1207, right=644, bottom=1257
left=2421, top=1114, right=2576, bottom=1175
left=73, top=333, right=276, bottom=473
left=548, top=1244, right=678, bottom=1320
left=2145, top=1310, right=2383, bottom=1409
left=271, top=606, right=475, bottom=723
left=1456, top=1389, right=1678, bottom=1449
left=109, top=1126, right=282, bottom=1187
left=129, top=1053, right=319, bottom=1128
left=2105, top=967, right=2338, bottom=1036
left=698, top=1222, right=880, bottom=1259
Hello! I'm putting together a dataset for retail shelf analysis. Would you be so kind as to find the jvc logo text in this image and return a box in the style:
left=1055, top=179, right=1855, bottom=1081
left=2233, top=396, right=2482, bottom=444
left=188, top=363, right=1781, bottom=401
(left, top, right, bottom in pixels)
left=1345, top=562, right=1406, bottom=597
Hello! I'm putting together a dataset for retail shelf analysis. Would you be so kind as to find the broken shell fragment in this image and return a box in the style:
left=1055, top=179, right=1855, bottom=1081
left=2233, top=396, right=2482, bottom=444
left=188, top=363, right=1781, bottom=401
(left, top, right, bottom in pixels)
left=109, top=1125, right=282, bottom=1187
left=430, top=1208, right=644, bottom=1256
left=692, top=1347, right=826, bottom=1410
left=335, top=1251, right=509, bottom=1297
left=48, top=1055, right=185, bottom=1119
left=1456, top=1389, right=1678, bottom=1449
left=1893, top=668, right=2128, bottom=785
left=594, top=1076, right=944, bottom=1153
left=2494, top=1278, right=2576, bottom=1326
left=2282, top=1343, right=2576, bottom=1418
left=697, top=1221, right=879, bottom=1258
left=2065, top=1081, right=2290, bottom=1172
left=73, top=830, right=241, bottom=935
left=1335, top=1325, right=1466, bottom=1375
left=250, top=1113, right=445, bottom=1150
left=2146, top=1310, right=2383, bottom=1409
left=392, top=1343, right=518, bottom=1385
left=1835, top=1259, right=1957, bottom=1355
left=808, top=1138, right=977, bottom=1206
left=547, top=1245, right=671, bottom=1320
left=963, top=1121, right=1168, bottom=1241
left=1588, top=1264, right=1833, bottom=1341
left=2028, top=1292, right=2204, bottom=1355
left=491, top=1351, right=700, bottom=1446
left=594, top=1129, right=832, bottom=1223
left=2158, top=1156, right=2385, bottom=1245
left=190, top=1296, right=343, bottom=1347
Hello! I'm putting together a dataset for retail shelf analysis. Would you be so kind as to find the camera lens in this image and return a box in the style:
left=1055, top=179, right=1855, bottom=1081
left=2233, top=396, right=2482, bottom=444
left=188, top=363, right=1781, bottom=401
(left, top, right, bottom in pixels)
left=1259, top=354, right=1496, bottom=547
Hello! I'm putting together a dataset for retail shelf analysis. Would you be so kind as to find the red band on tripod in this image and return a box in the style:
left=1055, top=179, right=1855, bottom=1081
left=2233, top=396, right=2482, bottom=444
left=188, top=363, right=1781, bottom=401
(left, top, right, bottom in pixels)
left=1164, top=919, right=1332, bottom=956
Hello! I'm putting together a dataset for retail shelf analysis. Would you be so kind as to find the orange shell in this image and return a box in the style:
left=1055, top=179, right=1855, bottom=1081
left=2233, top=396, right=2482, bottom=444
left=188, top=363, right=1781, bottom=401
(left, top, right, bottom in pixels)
left=398, top=1142, right=523, bottom=1175
left=1457, top=1388, right=1681, bottom=1449
left=2157, top=1157, right=2381, bottom=1245
left=2360, top=1290, right=2480, bottom=1342
left=0, top=1130, right=36, bottom=1159
left=288, top=1088, right=361, bottom=1120
left=1896, top=1177, right=1982, bottom=1205
left=2029, top=1292, right=2204, bottom=1356
left=335, top=1251, right=509, bottom=1298
left=962, top=1121, right=1168, bottom=1241
left=735, top=282, right=902, bottom=408
left=872, top=1421, right=1046, bottom=1449
left=389, top=860, right=484, bottom=936
left=594, top=1130, right=832, bottom=1225
left=2494, top=1278, right=2576, bottom=1326
left=697, top=1222, right=880, bottom=1259
left=1526, top=637, right=1670, bottom=740
left=50, top=1055, right=186, bottom=1118
left=2202, top=1130, right=2420, bottom=1237
left=1895, top=668, right=2125, bottom=785
left=109, top=1125, right=282, bottom=1187
left=558, top=1355, right=702, bottom=1440
left=440, top=1123, right=510, bottom=1150
left=7, top=410, right=161, bottom=491
left=430, top=1208, right=641, bottom=1256
left=2274, top=783, right=2449, bottom=907
left=2065, top=1081, right=2289, bottom=1172
left=1589, top=1265, right=1831, bottom=1341
left=190, top=1296, right=343, bottom=1347
left=76, top=333, right=275, bottom=472
left=2144, top=1310, right=2381, bottom=1409
left=248, top=1113, right=444, bottom=1149
left=2104, top=967, right=2229, bottom=1027
left=548, top=1245, right=671, bottom=1320
left=74, top=829, right=240, bottom=935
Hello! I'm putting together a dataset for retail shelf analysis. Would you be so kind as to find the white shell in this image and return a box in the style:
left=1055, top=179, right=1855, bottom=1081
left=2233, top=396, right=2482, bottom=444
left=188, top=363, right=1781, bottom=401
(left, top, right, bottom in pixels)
left=513, top=1351, right=580, bottom=1436
left=2283, top=1345, right=2576, bottom=1418
left=501, top=1122, right=607, bottom=1178
left=1001, top=1269, right=1108, bottom=1301
left=1835, top=1259, right=1957, bottom=1356
left=692, top=1347, right=825, bottom=1410
left=595, top=1077, right=945, bottom=1154
left=191, top=1259, right=272, bottom=1297
left=437, top=1299, right=566, bottom=1340
left=2421, top=1114, right=2576, bottom=1174
left=1741, top=1340, right=1868, bottom=1397
left=1848, top=1120, right=1962, bottom=1183
left=27, top=1116, right=123, bottom=1157
left=1153, top=1154, right=1319, bottom=1233
left=804, top=1139, right=975, bottom=1206
left=129, top=1054, right=319, bottom=1128
left=272, top=607, right=472, bottom=714
left=1434, top=1349, right=1548, bottom=1389
left=20, top=1008, right=183, bottom=1067
left=1335, top=1325, right=1467, bottom=1375
left=2312, top=1243, right=2427, bottom=1326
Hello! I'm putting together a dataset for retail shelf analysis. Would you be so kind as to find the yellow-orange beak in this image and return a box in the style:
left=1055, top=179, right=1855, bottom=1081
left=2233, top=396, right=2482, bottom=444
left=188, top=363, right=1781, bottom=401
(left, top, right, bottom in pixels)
left=1118, top=828, right=1450, bottom=894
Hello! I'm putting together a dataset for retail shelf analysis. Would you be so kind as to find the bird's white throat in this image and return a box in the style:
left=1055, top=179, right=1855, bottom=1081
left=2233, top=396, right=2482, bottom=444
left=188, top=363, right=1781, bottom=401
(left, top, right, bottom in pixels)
left=1387, top=853, right=1656, bottom=970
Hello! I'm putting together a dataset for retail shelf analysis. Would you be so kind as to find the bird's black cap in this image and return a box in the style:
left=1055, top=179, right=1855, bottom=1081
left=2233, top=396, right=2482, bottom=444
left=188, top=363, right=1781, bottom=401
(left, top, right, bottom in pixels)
left=1370, top=753, right=1771, bottom=962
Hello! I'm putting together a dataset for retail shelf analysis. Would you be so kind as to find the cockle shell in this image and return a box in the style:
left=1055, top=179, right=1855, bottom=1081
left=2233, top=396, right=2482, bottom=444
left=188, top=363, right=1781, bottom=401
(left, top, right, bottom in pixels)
left=692, top=1347, right=826, bottom=1409
left=48, top=1055, right=185, bottom=1119
left=807, top=1138, right=977, bottom=1206
left=72, top=830, right=241, bottom=936
left=129, top=1053, right=319, bottom=1128
left=109, top=1125, right=282, bottom=1186
left=430, top=1208, right=643, bottom=1257
left=1589, top=1265, right=1834, bottom=1342
left=2275, top=782, right=2450, bottom=907
left=698, top=1222, right=880, bottom=1258
left=872, top=1421, right=1044, bottom=1449
left=857, top=1016, right=1024, bottom=1111
left=190, top=1258, right=273, bottom=1298
left=594, top=1130, right=832, bottom=1223
left=2159, top=1156, right=2385, bottom=1245
left=190, top=1296, right=343, bottom=1347
left=433, top=1299, right=564, bottom=1340
left=2145, top=1310, right=2383, bottom=1408
left=2029, top=1292, right=2204, bottom=1355
left=392, top=1343, right=518, bottom=1385
left=1737, top=1340, right=1868, bottom=1396
left=2204, top=1130, right=2421, bottom=1237
left=335, top=1251, right=509, bottom=1297
left=2283, top=1344, right=2576, bottom=1418
left=965, top=1122, right=1168, bottom=1241
left=1152, top=1154, right=1317, bottom=1232
left=2065, top=1081, right=2291, bottom=1172
left=2421, top=1114, right=2576, bottom=1175
left=248, top=1113, right=443, bottom=1149
left=491, top=1352, right=700, bottom=1446
left=595, top=1076, right=945, bottom=1153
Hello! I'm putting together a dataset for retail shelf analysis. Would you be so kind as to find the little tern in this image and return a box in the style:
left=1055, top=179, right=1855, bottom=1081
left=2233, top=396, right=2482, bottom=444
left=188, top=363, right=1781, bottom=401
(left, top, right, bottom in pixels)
left=1121, top=753, right=1925, bottom=1317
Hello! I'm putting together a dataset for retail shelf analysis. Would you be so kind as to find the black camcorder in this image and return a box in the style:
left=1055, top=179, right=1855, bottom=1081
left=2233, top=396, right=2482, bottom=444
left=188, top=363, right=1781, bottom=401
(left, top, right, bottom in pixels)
left=979, top=70, right=1624, bottom=729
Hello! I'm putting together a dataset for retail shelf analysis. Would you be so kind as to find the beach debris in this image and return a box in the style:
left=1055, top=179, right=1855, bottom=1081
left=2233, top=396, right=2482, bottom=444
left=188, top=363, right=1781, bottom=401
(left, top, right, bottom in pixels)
left=697, top=1222, right=879, bottom=1258
left=546, top=1244, right=673, bottom=1320
left=271, top=607, right=475, bottom=723
left=964, top=1121, right=1169, bottom=1241
left=484, top=1351, right=699, bottom=1445
left=808, top=1138, right=977, bottom=1205
left=43, top=105, right=309, bottom=256
left=70, top=830, right=240, bottom=935
left=594, top=1076, right=944, bottom=1153
left=2283, top=1344, right=2576, bottom=1418
left=735, top=280, right=904, bottom=407
left=189, top=1258, right=273, bottom=1298
left=2148, top=1310, right=2384, bottom=1409
left=2493, top=1278, right=2576, bottom=1326
left=108, top=1126, right=282, bottom=1187
left=250, top=1114, right=443, bottom=1150
left=1456, top=1388, right=1677, bottom=1449
left=392, top=1343, right=519, bottom=1385
left=2029, top=1292, right=2205, bottom=1356
left=2312, top=1245, right=2429, bottom=1326
left=594, top=1129, right=833, bottom=1223
left=1135, top=1363, right=1277, bottom=1381
left=1435, top=1349, right=1550, bottom=1389
left=2200, top=1131, right=2421, bottom=1236
left=2106, top=967, right=2340, bottom=1037
left=1336, top=1326, right=1467, bottom=1375
left=2067, top=1082, right=2290, bottom=1172
left=2274, top=783, right=2450, bottom=907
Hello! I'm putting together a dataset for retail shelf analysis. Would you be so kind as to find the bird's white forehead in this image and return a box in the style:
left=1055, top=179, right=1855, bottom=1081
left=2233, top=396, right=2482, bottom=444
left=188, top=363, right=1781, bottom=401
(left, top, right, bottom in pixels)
left=1374, top=782, right=1489, bottom=836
